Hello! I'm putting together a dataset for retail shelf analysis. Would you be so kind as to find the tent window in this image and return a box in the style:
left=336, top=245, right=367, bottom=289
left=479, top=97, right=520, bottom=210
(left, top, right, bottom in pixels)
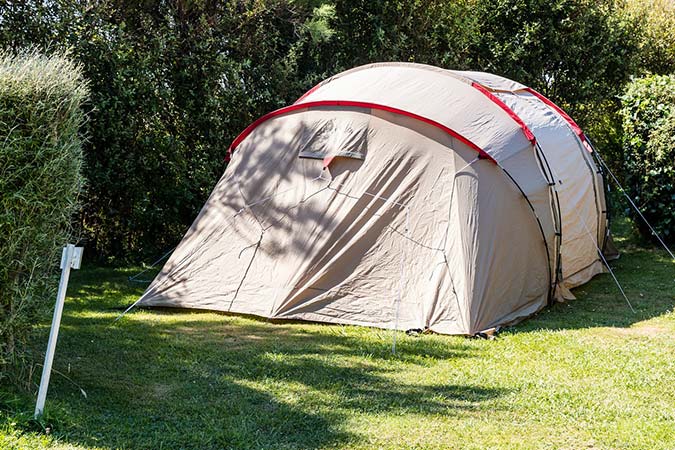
left=298, top=117, right=369, bottom=160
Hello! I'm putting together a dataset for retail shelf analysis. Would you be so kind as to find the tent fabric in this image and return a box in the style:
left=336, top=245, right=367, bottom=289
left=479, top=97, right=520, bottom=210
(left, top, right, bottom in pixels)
left=138, top=62, right=610, bottom=335
left=495, top=90, right=606, bottom=290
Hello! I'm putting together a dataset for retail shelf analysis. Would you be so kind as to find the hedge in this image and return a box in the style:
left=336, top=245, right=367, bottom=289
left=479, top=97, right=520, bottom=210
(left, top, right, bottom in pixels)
left=0, top=50, right=87, bottom=377
left=620, top=74, right=675, bottom=243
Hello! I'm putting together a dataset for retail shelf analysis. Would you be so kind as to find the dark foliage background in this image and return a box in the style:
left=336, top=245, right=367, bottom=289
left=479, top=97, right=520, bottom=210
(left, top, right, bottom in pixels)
left=0, top=0, right=672, bottom=260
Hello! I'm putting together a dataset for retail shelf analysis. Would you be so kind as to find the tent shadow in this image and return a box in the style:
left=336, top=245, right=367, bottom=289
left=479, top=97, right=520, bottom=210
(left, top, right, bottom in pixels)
left=39, top=235, right=673, bottom=449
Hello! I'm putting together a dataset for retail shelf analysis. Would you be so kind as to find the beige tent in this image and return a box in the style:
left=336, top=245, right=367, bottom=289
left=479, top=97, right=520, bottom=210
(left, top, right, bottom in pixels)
left=138, top=62, right=615, bottom=335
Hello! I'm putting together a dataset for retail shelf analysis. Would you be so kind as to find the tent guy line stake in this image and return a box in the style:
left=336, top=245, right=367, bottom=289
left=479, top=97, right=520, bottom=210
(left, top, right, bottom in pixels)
left=594, top=151, right=675, bottom=261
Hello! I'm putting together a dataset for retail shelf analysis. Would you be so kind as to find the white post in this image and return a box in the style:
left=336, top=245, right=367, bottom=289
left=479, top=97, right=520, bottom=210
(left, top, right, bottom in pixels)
left=34, top=244, right=82, bottom=418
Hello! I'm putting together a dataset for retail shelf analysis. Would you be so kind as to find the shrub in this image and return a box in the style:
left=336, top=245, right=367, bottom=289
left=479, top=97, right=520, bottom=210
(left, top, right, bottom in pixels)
left=620, top=74, right=675, bottom=243
left=0, top=50, right=87, bottom=378
left=467, top=0, right=639, bottom=114
left=619, top=0, right=675, bottom=75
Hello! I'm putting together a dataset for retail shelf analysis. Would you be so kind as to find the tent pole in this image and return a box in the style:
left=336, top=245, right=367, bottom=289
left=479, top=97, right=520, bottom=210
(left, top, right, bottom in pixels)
left=547, top=162, right=636, bottom=313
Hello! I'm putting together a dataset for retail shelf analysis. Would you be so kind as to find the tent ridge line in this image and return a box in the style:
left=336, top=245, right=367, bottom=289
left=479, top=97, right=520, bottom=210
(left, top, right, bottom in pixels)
left=293, top=62, right=476, bottom=101
left=227, top=99, right=497, bottom=164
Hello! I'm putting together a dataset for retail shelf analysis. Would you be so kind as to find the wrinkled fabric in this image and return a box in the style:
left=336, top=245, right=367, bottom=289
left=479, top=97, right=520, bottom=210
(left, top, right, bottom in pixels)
left=139, top=64, right=607, bottom=335
left=494, top=90, right=607, bottom=290
left=140, top=110, right=549, bottom=334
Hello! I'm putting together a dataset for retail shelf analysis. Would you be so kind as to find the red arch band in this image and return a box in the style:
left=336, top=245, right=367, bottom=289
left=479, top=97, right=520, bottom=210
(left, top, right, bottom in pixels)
left=228, top=100, right=496, bottom=163
left=471, top=82, right=537, bottom=145
left=524, top=87, right=592, bottom=152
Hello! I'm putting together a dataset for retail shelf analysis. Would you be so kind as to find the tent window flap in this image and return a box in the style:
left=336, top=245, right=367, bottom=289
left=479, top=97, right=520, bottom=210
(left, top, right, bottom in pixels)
left=298, top=117, right=369, bottom=160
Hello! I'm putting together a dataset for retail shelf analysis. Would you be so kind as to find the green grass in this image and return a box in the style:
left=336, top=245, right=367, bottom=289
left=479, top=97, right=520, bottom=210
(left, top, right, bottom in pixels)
left=1, top=219, right=674, bottom=449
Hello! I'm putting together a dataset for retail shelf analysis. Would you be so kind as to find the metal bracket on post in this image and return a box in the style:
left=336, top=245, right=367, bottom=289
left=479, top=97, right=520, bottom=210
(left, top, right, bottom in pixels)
left=34, top=244, right=83, bottom=419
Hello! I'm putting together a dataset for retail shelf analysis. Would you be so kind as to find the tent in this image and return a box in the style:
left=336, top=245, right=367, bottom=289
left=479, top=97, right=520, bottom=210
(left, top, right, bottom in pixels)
left=138, top=62, right=616, bottom=335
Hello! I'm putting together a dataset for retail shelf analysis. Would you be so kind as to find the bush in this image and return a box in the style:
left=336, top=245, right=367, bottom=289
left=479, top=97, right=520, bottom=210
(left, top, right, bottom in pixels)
left=0, top=50, right=87, bottom=377
left=620, top=0, right=675, bottom=75
left=620, top=74, right=675, bottom=243
left=467, top=0, right=638, bottom=113
left=0, top=1, right=328, bottom=262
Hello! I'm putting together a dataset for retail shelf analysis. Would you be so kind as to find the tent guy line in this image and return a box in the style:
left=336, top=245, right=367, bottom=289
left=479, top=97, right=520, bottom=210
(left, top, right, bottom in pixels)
left=546, top=160, right=635, bottom=313
left=593, top=149, right=675, bottom=261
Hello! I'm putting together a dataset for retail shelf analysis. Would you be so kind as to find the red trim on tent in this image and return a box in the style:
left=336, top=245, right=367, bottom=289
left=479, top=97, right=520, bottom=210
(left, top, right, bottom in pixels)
left=322, top=155, right=335, bottom=168
left=524, top=87, right=592, bottom=152
left=471, top=82, right=537, bottom=145
left=227, top=100, right=496, bottom=163
left=294, top=82, right=324, bottom=104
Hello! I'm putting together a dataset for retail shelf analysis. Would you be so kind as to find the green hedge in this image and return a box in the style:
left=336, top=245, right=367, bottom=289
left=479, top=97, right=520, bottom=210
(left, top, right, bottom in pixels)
left=0, top=0, right=641, bottom=262
left=620, top=74, right=675, bottom=243
left=0, top=51, right=87, bottom=376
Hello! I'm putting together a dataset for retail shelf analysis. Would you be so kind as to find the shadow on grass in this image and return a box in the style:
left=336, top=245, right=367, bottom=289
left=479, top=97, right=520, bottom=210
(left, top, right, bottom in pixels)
left=23, top=219, right=673, bottom=448
left=19, top=268, right=507, bottom=450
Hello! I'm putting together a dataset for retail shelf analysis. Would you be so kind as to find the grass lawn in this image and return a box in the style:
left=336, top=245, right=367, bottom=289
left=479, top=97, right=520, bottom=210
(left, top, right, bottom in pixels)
left=1, top=220, right=674, bottom=449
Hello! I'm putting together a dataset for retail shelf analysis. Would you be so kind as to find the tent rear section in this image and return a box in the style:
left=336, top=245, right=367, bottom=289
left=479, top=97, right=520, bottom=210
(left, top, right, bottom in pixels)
left=449, top=69, right=609, bottom=293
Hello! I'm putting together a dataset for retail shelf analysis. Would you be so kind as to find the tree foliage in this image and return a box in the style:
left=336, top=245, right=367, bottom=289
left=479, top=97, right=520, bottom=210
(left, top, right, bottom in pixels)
left=469, top=0, right=639, bottom=116
left=620, top=0, right=675, bottom=75
left=0, top=0, right=326, bottom=260
left=0, top=0, right=665, bottom=260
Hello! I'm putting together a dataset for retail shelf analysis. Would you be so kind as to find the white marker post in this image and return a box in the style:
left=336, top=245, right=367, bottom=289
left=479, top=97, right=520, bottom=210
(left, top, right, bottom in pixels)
left=34, top=244, right=83, bottom=418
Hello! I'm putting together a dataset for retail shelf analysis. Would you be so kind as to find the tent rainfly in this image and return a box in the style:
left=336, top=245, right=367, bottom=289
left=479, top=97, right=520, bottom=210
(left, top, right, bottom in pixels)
left=138, top=62, right=617, bottom=335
